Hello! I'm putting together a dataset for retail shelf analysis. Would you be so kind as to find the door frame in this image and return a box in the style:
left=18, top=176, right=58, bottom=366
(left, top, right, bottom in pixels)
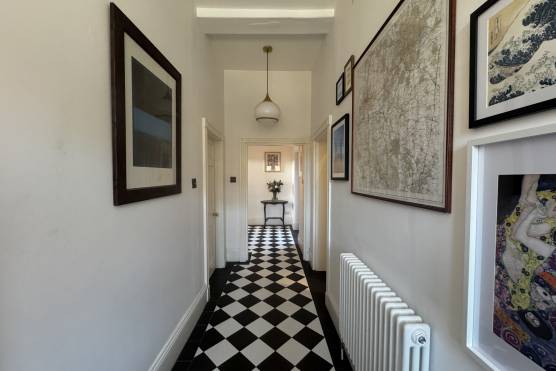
left=239, top=138, right=310, bottom=263
left=202, top=118, right=225, bottom=296
left=311, top=115, right=332, bottom=271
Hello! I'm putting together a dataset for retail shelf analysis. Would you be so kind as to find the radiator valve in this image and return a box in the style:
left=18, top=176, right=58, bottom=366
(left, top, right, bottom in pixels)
left=412, top=330, right=428, bottom=345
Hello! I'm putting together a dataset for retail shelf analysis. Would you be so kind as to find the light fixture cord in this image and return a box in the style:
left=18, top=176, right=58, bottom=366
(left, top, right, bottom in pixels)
left=266, top=49, right=269, bottom=95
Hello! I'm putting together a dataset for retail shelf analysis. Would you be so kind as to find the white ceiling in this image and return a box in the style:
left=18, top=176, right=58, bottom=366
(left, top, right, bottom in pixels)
left=195, top=0, right=335, bottom=10
left=195, top=0, right=335, bottom=35
left=210, top=35, right=324, bottom=71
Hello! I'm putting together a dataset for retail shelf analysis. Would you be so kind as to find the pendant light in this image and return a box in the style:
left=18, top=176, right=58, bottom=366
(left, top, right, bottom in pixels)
left=255, top=46, right=280, bottom=125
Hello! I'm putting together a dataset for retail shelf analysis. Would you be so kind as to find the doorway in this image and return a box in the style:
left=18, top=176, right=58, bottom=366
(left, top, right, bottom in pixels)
left=239, top=139, right=308, bottom=262
left=311, top=118, right=330, bottom=272
left=202, top=118, right=225, bottom=291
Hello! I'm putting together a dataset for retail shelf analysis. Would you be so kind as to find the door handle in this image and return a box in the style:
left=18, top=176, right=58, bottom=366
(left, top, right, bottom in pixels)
left=212, top=212, right=219, bottom=217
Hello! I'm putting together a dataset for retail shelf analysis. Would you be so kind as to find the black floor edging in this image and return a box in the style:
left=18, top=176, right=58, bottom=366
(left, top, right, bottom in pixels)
left=290, top=228, right=353, bottom=371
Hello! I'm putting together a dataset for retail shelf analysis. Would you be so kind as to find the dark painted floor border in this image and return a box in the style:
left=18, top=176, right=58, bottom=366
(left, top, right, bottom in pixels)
left=290, top=228, right=353, bottom=371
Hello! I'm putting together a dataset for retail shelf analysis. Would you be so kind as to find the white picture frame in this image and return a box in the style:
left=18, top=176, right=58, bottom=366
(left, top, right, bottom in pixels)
left=465, top=124, right=556, bottom=371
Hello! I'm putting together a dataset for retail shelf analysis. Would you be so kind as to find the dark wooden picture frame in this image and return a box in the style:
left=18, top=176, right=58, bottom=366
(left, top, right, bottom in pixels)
left=336, top=73, right=345, bottom=105
left=350, top=0, right=455, bottom=213
left=331, top=114, right=350, bottom=181
left=110, top=3, right=182, bottom=205
left=343, top=55, right=355, bottom=96
left=470, top=0, right=556, bottom=128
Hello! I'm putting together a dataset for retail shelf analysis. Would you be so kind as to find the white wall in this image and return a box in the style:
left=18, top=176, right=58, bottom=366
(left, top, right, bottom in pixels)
left=224, top=70, right=312, bottom=261
left=0, top=1, right=222, bottom=371
left=247, top=145, right=295, bottom=225
left=311, top=0, right=556, bottom=370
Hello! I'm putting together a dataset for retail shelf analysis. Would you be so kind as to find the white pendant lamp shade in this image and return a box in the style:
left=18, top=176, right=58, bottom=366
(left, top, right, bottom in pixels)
left=255, top=95, right=281, bottom=125
left=255, top=46, right=280, bottom=125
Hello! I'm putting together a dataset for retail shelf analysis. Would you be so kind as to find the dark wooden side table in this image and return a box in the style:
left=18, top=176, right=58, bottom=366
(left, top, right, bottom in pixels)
left=261, top=200, right=288, bottom=226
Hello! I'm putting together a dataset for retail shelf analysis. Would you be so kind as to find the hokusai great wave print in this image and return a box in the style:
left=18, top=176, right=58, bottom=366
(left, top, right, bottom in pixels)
left=471, top=0, right=556, bottom=127
left=351, top=0, right=454, bottom=211
left=488, top=0, right=556, bottom=106
left=494, top=175, right=556, bottom=370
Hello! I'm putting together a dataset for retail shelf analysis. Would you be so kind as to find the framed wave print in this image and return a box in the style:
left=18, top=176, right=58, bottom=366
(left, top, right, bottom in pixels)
left=470, top=0, right=556, bottom=128
left=331, top=114, right=349, bottom=181
left=110, top=3, right=182, bottom=205
left=351, top=0, right=455, bottom=212
left=465, top=125, right=556, bottom=371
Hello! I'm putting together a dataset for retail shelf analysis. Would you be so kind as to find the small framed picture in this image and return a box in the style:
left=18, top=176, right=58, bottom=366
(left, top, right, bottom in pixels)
left=265, top=152, right=281, bottom=172
left=344, top=55, right=354, bottom=96
left=331, top=114, right=349, bottom=180
left=465, top=125, right=556, bottom=371
left=336, top=73, right=345, bottom=105
left=110, top=3, right=182, bottom=205
left=470, top=0, right=556, bottom=128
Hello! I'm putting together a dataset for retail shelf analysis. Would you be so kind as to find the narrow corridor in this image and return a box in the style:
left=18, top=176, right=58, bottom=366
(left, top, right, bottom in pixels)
left=173, top=226, right=346, bottom=370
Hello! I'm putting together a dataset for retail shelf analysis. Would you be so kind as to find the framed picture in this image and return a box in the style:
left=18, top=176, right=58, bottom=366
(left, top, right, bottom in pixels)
left=344, top=55, right=355, bottom=96
left=470, top=0, right=556, bottom=128
left=351, top=0, right=455, bottom=212
left=110, top=3, right=182, bottom=205
left=336, top=73, right=345, bottom=105
left=265, top=152, right=281, bottom=172
left=465, top=125, right=556, bottom=371
left=331, top=114, right=350, bottom=180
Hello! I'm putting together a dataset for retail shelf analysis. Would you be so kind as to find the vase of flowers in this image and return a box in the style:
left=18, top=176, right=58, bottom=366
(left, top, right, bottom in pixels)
left=267, top=180, right=283, bottom=201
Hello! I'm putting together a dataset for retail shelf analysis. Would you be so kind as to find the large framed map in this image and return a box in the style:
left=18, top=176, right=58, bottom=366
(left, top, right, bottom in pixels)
left=351, top=0, right=455, bottom=212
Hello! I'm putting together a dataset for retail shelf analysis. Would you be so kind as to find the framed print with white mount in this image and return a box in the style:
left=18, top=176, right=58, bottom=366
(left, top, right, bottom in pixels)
left=465, top=124, right=556, bottom=371
left=264, top=152, right=281, bottom=172
left=110, top=3, right=182, bottom=205
left=470, top=0, right=556, bottom=128
left=331, top=114, right=350, bottom=181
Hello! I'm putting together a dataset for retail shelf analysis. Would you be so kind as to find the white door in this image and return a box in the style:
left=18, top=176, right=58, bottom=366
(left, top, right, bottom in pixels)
left=207, top=138, right=217, bottom=277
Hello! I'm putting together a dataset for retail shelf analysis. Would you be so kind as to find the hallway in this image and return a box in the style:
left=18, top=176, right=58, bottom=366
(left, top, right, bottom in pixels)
left=174, top=226, right=342, bottom=370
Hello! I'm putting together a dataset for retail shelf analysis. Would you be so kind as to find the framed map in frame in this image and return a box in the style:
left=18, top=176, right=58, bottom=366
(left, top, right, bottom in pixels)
left=351, top=0, right=455, bottom=212
left=110, top=3, right=182, bottom=205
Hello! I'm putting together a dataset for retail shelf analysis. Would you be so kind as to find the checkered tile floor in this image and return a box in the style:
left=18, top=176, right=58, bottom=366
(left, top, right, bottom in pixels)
left=189, top=226, right=334, bottom=370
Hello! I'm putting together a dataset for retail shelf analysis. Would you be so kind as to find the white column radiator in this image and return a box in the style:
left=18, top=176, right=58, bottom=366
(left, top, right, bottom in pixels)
left=339, top=253, right=430, bottom=371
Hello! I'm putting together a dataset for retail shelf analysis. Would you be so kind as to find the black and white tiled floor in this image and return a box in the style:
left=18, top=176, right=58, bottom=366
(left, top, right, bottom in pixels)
left=185, top=226, right=334, bottom=370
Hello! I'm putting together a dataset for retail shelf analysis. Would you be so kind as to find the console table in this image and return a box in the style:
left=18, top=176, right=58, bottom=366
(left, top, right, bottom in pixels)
left=260, top=200, right=288, bottom=226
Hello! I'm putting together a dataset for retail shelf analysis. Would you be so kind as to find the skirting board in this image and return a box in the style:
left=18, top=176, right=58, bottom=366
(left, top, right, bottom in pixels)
left=149, top=285, right=208, bottom=371
left=325, top=291, right=339, bottom=333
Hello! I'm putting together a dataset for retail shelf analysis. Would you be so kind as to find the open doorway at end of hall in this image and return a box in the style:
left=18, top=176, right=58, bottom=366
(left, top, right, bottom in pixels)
left=246, top=144, right=306, bottom=246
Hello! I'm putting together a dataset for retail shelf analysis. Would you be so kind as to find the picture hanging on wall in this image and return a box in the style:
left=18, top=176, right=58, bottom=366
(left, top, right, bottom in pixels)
left=465, top=125, right=556, bottom=371
left=470, top=0, right=556, bottom=128
left=264, top=152, right=281, bottom=172
left=344, top=55, right=355, bottom=96
left=336, top=73, right=345, bottom=105
left=351, top=0, right=455, bottom=212
left=110, top=3, right=182, bottom=205
left=494, top=174, right=556, bottom=369
left=331, top=114, right=350, bottom=180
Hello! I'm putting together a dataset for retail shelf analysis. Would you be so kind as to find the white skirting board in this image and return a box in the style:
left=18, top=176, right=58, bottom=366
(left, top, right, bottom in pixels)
left=149, top=285, right=208, bottom=371
left=325, top=291, right=339, bottom=333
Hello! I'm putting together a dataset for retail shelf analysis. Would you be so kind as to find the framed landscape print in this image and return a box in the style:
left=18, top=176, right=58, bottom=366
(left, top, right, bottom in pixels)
left=351, top=0, right=455, bottom=212
left=265, top=152, right=281, bottom=172
left=344, top=55, right=355, bottom=96
left=470, top=0, right=556, bottom=128
left=465, top=125, right=556, bottom=371
left=336, top=73, right=345, bottom=105
left=331, top=114, right=350, bottom=180
left=110, top=3, right=182, bottom=205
